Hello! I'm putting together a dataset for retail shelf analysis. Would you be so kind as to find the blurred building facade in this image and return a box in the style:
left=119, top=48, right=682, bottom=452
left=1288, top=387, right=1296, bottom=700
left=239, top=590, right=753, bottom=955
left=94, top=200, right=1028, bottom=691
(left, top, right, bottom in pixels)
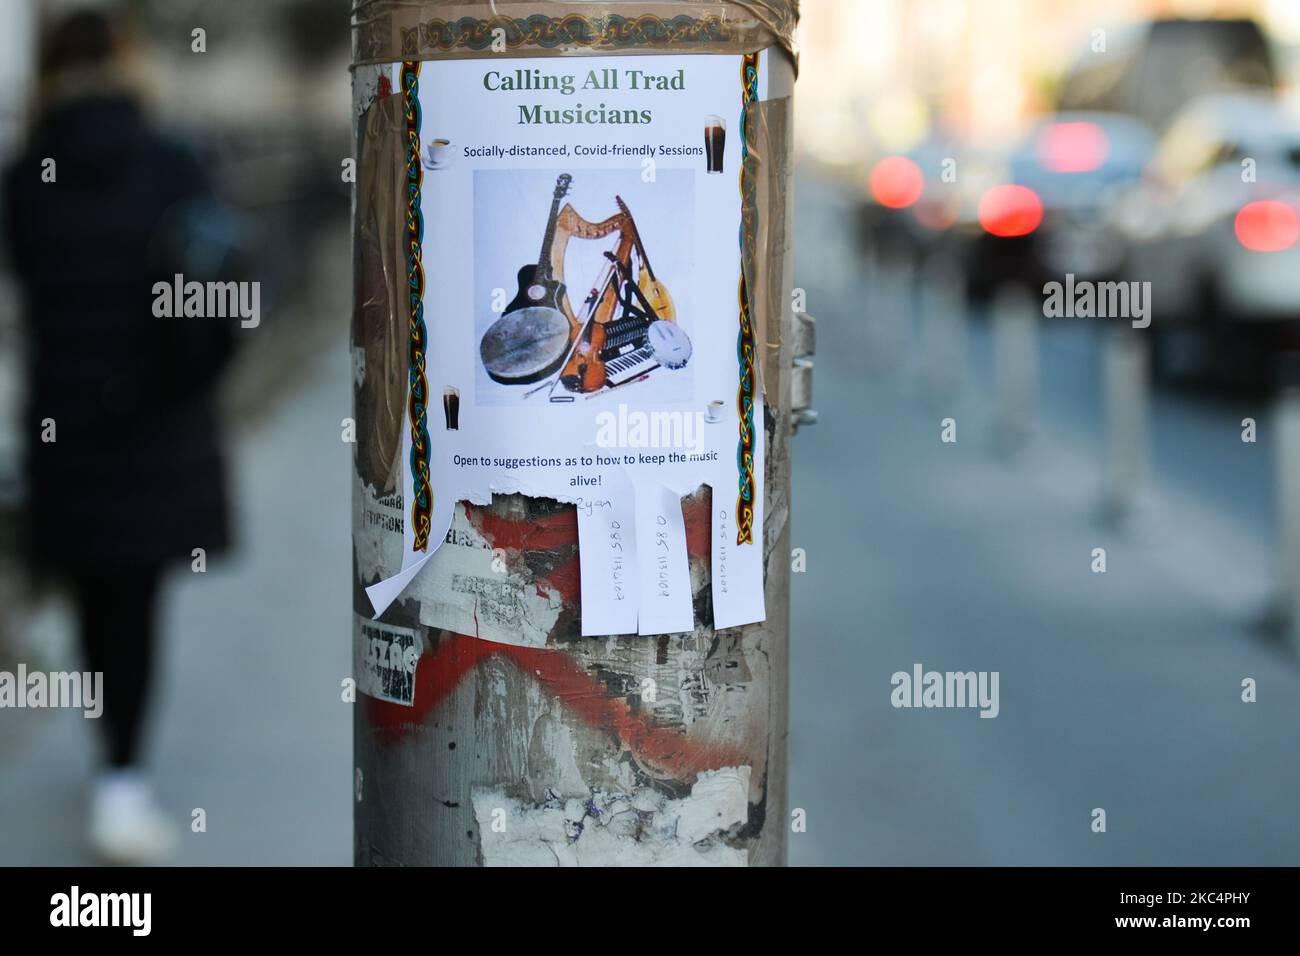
left=797, top=0, right=1300, bottom=172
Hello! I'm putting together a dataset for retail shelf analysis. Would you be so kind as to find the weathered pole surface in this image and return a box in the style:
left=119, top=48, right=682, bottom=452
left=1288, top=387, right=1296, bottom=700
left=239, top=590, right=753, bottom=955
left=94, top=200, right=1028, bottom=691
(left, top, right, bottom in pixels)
left=350, top=1, right=800, bottom=865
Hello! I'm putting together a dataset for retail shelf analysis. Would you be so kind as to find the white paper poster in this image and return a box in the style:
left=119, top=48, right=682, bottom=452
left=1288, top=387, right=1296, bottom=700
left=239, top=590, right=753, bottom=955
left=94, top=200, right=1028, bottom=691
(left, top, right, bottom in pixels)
left=362, top=52, right=769, bottom=638
left=575, top=473, right=639, bottom=637
left=634, top=481, right=694, bottom=636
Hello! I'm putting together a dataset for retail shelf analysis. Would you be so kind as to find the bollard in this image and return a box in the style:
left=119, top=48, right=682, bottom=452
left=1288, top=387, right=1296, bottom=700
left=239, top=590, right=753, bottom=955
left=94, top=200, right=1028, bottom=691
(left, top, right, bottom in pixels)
left=1100, top=325, right=1150, bottom=525
left=861, top=244, right=888, bottom=372
left=918, top=254, right=965, bottom=406
left=863, top=243, right=904, bottom=374
left=350, top=0, right=800, bottom=866
left=1272, top=354, right=1300, bottom=649
left=865, top=246, right=914, bottom=376
left=863, top=244, right=903, bottom=374
left=991, top=284, right=1038, bottom=453
left=1276, top=386, right=1300, bottom=645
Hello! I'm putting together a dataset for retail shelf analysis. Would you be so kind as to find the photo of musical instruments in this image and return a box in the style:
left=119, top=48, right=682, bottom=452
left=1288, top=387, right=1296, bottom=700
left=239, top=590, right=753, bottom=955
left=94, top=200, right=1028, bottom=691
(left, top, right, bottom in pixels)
left=478, top=173, right=692, bottom=402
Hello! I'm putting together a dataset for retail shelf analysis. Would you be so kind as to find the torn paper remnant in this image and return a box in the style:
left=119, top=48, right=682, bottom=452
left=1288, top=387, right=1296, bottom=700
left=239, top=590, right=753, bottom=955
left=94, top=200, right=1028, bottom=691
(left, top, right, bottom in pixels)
left=472, top=766, right=751, bottom=866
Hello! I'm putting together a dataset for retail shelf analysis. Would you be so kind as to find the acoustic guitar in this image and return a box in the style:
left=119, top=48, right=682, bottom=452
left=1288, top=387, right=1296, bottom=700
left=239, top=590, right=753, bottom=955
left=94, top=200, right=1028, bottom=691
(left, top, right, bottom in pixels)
left=480, top=174, right=578, bottom=384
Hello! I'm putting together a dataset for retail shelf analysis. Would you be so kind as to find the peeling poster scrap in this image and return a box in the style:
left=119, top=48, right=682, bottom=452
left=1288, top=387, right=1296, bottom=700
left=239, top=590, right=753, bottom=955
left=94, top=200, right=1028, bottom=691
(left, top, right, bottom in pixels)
left=353, top=616, right=421, bottom=706
left=472, top=766, right=752, bottom=866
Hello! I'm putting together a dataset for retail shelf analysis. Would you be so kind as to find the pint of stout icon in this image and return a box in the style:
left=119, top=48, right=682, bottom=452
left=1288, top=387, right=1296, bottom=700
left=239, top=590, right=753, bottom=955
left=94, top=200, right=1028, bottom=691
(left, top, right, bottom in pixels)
left=442, top=386, right=459, bottom=430
left=704, top=115, right=726, bottom=174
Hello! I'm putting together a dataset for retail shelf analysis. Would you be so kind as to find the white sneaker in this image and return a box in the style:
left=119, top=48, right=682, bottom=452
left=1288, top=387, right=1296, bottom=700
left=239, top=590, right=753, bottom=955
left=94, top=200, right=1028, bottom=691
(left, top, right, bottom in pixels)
left=88, top=770, right=179, bottom=865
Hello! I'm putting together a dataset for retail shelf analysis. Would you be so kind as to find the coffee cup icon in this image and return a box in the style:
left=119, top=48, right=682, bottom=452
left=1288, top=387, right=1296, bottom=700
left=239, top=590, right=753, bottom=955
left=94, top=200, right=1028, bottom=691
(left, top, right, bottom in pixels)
left=424, top=139, right=453, bottom=169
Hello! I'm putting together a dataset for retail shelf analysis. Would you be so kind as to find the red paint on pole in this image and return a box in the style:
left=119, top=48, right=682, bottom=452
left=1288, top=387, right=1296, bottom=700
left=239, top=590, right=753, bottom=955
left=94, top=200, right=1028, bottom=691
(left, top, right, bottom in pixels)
left=364, top=634, right=743, bottom=781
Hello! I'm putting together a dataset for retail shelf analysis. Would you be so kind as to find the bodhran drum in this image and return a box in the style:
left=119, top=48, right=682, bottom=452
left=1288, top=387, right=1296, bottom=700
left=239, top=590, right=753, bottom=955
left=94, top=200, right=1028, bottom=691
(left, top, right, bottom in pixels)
left=480, top=306, right=573, bottom=384
left=646, top=319, right=692, bottom=369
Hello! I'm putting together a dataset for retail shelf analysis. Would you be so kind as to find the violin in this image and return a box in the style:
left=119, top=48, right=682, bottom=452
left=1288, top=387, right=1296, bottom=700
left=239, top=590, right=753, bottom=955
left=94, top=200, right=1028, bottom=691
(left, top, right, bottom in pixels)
left=564, top=312, right=609, bottom=393
left=557, top=207, right=638, bottom=394
left=558, top=252, right=623, bottom=393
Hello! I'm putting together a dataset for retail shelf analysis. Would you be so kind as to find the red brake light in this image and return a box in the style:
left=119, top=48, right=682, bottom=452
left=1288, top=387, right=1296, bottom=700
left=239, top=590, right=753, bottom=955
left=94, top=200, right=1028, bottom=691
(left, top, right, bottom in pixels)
left=869, top=156, right=924, bottom=209
left=1235, top=200, right=1299, bottom=252
left=1037, top=122, right=1109, bottom=173
left=979, top=185, right=1043, bottom=237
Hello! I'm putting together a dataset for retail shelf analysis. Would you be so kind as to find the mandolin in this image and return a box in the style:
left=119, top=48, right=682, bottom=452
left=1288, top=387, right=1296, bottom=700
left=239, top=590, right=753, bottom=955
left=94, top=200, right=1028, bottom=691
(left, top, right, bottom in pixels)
left=480, top=174, right=578, bottom=384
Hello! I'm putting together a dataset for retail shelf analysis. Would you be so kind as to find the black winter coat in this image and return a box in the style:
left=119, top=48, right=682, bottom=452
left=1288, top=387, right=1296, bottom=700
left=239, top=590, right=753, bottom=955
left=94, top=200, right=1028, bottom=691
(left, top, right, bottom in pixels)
left=3, top=95, right=233, bottom=572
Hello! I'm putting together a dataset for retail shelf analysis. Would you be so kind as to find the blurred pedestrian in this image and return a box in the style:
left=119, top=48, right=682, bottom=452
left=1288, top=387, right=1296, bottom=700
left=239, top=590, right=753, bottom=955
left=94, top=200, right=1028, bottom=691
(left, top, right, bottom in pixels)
left=1, top=7, right=235, bottom=864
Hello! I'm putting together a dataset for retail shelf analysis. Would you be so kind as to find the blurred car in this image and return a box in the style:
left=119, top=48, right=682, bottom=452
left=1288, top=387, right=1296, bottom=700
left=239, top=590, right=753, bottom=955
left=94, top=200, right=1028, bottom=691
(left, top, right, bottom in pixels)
left=957, top=112, right=1156, bottom=301
left=854, top=135, right=962, bottom=260
left=1058, top=17, right=1276, bottom=132
left=1114, top=92, right=1300, bottom=378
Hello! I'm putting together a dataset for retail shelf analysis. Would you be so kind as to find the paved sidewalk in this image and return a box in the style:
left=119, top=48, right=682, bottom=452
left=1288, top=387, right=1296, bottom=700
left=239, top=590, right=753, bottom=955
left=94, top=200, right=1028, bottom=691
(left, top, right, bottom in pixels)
left=0, top=308, right=352, bottom=867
